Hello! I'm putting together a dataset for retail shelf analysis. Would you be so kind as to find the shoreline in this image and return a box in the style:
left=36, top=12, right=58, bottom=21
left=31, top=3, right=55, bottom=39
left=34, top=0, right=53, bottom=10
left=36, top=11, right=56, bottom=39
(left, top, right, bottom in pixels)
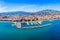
left=22, top=23, right=51, bottom=29
left=0, top=19, right=58, bottom=28
left=0, top=19, right=60, bottom=22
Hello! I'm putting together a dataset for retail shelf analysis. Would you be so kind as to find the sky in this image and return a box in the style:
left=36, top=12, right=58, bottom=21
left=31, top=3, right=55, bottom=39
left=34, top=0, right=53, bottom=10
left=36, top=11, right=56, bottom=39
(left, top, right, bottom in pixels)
left=0, top=0, right=60, bottom=12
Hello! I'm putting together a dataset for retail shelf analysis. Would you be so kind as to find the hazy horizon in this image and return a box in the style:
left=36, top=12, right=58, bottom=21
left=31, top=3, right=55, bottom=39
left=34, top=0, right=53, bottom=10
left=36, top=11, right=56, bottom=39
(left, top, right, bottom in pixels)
left=0, top=0, right=60, bottom=12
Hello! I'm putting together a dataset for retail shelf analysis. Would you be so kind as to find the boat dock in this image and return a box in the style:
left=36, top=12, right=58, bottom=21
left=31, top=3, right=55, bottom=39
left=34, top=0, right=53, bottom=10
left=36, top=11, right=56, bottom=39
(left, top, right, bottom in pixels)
left=12, top=21, right=51, bottom=28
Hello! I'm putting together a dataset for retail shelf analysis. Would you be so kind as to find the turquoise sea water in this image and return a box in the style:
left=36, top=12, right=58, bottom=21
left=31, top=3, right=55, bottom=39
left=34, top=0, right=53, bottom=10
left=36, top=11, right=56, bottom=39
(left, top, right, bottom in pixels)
left=0, top=20, right=60, bottom=40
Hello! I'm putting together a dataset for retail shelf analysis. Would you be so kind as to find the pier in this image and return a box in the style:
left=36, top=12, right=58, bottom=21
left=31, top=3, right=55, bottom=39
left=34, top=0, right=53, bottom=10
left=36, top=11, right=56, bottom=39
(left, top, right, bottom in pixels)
left=22, top=23, right=51, bottom=28
left=12, top=21, right=51, bottom=28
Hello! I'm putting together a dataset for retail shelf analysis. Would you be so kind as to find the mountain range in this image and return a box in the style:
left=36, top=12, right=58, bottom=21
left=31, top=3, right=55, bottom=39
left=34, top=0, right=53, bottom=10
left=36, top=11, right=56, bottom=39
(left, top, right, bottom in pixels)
left=0, top=9, right=60, bottom=15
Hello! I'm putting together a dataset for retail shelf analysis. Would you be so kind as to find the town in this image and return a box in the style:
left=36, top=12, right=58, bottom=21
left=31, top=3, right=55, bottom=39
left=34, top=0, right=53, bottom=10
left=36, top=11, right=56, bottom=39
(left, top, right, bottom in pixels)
left=0, top=14, right=60, bottom=22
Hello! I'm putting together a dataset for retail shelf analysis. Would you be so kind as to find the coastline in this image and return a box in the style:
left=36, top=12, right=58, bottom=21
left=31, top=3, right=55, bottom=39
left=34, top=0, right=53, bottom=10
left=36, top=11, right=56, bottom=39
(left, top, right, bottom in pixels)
left=0, top=19, right=59, bottom=28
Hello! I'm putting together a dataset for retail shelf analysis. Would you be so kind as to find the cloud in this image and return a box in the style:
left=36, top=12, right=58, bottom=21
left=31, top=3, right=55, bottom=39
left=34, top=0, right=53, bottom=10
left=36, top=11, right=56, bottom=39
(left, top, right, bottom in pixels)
left=10, top=5, right=50, bottom=12
left=17, top=5, right=41, bottom=12
left=0, top=1, right=60, bottom=13
left=0, top=5, right=7, bottom=12
left=0, top=4, right=43, bottom=12
left=0, top=1, right=7, bottom=12
left=0, top=1, right=50, bottom=12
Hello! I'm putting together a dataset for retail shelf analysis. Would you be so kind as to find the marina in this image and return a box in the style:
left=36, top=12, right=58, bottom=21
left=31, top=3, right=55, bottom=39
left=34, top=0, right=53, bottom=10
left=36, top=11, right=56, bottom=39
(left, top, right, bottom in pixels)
left=0, top=19, right=59, bottom=40
left=12, top=21, right=51, bottom=28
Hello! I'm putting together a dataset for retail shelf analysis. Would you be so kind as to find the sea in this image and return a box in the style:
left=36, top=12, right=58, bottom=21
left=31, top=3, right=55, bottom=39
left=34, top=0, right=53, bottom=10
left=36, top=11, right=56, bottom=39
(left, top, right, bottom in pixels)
left=0, top=19, right=60, bottom=40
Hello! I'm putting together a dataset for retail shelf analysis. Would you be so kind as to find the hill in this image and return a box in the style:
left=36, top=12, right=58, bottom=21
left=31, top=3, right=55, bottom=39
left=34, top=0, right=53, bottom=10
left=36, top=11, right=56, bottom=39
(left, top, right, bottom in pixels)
left=0, top=9, right=60, bottom=15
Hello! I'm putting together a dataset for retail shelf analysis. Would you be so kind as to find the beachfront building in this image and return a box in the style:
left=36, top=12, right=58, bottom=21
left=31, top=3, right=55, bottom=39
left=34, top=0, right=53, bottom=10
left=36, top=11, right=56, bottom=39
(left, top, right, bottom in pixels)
left=0, top=14, right=60, bottom=22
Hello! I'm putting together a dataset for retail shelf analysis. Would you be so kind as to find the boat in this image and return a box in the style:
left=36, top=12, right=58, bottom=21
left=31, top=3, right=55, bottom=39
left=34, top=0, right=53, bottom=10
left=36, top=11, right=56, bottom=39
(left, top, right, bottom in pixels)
left=12, top=21, right=51, bottom=28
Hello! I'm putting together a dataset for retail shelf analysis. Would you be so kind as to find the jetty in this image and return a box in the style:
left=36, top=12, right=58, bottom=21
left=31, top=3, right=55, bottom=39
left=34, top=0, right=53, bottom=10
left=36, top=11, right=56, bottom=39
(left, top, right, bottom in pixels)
left=12, top=21, right=51, bottom=28
left=22, top=23, right=51, bottom=28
